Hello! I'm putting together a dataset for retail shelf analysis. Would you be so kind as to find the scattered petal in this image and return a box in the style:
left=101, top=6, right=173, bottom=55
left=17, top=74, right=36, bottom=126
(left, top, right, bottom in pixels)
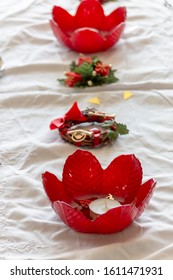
left=88, top=97, right=101, bottom=105
left=123, top=91, right=134, bottom=100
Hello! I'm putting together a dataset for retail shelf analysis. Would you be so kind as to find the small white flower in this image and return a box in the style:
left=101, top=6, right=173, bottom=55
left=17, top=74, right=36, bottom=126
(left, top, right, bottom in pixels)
left=87, top=80, right=93, bottom=86
left=92, top=71, right=97, bottom=76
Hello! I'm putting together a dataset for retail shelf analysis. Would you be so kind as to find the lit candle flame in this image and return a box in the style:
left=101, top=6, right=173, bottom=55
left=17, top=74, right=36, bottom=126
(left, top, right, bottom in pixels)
left=105, top=194, right=114, bottom=209
left=106, top=194, right=114, bottom=200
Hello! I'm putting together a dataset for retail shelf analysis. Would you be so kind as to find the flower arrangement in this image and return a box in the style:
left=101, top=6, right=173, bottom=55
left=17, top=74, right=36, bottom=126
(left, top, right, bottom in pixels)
left=59, top=55, right=118, bottom=87
left=50, top=0, right=126, bottom=53
left=42, top=150, right=156, bottom=234
left=50, top=102, right=128, bottom=147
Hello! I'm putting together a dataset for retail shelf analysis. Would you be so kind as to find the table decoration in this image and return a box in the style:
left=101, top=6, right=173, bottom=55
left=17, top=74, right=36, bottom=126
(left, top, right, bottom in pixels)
left=58, top=55, right=118, bottom=87
left=50, top=0, right=126, bottom=53
left=50, top=101, right=128, bottom=147
left=42, top=150, right=156, bottom=234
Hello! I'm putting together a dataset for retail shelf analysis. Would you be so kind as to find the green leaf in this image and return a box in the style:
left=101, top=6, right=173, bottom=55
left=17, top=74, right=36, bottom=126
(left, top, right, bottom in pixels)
left=58, top=78, right=66, bottom=84
left=91, top=56, right=101, bottom=66
left=102, top=120, right=115, bottom=128
left=90, top=75, right=107, bottom=85
left=70, top=61, right=77, bottom=71
left=107, top=130, right=119, bottom=140
left=74, top=62, right=94, bottom=79
left=106, top=69, right=119, bottom=84
left=116, top=123, right=129, bottom=135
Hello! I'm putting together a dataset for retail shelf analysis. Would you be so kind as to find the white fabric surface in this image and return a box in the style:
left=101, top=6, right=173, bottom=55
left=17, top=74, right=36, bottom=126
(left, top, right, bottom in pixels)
left=1, top=0, right=173, bottom=259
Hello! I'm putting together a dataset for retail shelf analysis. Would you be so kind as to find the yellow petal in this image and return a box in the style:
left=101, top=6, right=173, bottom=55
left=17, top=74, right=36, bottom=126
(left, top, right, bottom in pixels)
left=123, top=91, right=134, bottom=100
left=88, top=97, right=101, bottom=105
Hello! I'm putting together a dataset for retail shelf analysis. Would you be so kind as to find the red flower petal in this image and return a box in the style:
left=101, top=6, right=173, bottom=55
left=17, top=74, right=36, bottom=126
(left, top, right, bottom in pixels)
left=102, top=7, right=127, bottom=31
left=42, top=171, right=70, bottom=203
left=95, top=62, right=111, bottom=76
left=65, top=72, right=82, bottom=87
left=62, top=150, right=103, bottom=198
left=74, top=0, right=104, bottom=30
left=65, top=102, right=86, bottom=122
left=135, top=179, right=156, bottom=219
left=50, top=20, right=73, bottom=49
left=77, top=56, right=92, bottom=66
left=50, top=117, right=65, bottom=130
left=71, top=29, right=106, bottom=53
left=103, top=154, right=143, bottom=204
left=52, top=6, right=75, bottom=33
left=50, top=102, right=86, bottom=130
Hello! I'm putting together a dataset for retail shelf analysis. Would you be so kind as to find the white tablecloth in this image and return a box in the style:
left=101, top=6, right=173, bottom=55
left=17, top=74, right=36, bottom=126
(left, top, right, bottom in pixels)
left=1, top=0, right=173, bottom=259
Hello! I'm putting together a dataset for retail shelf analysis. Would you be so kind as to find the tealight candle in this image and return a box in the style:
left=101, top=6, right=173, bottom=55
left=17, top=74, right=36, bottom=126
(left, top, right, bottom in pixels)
left=89, top=197, right=121, bottom=220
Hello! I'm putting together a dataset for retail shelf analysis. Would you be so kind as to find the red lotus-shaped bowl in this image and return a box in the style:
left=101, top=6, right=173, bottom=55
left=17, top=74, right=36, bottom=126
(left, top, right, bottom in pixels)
left=42, top=150, right=156, bottom=234
left=50, top=0, right=127, bottom=53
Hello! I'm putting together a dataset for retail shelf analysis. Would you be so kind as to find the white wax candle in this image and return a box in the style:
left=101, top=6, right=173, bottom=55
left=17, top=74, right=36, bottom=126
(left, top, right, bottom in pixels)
left=89, top=198, right=121, bottom=220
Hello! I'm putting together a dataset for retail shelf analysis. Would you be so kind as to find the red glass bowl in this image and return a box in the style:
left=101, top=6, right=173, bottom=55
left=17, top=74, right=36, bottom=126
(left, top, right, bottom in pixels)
left=50, top=0, right=126, bottom=53
left=42, top=150, right=156, bottom=234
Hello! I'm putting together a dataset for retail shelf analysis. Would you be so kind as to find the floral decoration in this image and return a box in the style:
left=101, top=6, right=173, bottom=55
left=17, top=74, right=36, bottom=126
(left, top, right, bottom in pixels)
left=42, top=150, right=156, bottom=234
left=50, top=0, right=126, bottom=53
left=59, top=55, right=118, bottom=87
left=50, top=102, right=128, bottom=147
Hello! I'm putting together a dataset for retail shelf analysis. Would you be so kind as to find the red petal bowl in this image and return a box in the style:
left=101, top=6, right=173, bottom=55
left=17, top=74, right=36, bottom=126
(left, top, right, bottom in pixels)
left=50, top=0, right=127, bottom=53
left=42, top=150, right=156, bottom=234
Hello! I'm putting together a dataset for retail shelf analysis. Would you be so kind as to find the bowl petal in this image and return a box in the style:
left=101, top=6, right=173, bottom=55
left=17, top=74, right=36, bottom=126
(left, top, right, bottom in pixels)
left=104, top=23, right=125, bottom=50
left=62, top=150, right=103, bottom=198
left=52, top=6, right=75, bottom=33
left=71, top=29, right=106, bottom=53
left=75, top=0, right=104, bottom=30
left=50, top=20, right=73, bottom=49
left=135, top=179, right=156, bottom=219
left=42, top=171, right=70, bottom=203
left=103, top=154, right=143, bottom=204
left=93, top=204, right=138, bottom=234
left=102, top=7, right=127, bottom=31
left=53, top=201, right=93, bottom=233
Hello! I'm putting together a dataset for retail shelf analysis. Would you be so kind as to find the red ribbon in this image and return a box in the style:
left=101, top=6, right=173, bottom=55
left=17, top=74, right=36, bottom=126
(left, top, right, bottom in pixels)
left=50, top=102, right=87, bottom=130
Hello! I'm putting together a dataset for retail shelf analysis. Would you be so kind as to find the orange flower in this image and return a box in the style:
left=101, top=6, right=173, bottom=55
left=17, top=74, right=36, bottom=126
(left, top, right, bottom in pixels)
left=77, top=56, right=92, bottom=66
left=65, top=72, right=82, bottom=87
left=95, top=62, right=111, bottom=76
